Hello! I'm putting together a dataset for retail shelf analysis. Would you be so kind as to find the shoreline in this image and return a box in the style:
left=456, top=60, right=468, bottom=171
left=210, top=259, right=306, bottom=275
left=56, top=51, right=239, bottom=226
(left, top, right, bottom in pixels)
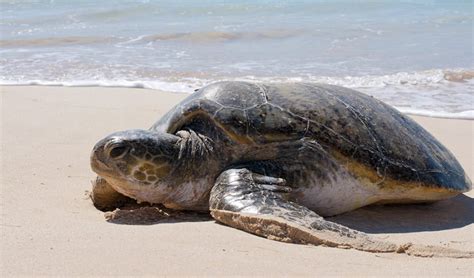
left=1, top=82, right=473, bottom=120
left=1, top=85, right=473, bottom=276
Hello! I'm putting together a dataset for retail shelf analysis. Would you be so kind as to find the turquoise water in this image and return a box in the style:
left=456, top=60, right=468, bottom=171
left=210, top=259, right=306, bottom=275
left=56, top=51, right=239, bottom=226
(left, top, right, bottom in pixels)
left=1, top=0, right=473, bottom=118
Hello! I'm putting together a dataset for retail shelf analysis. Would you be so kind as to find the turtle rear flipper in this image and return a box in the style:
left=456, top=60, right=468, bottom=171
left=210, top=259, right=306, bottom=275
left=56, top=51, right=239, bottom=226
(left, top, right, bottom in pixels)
left=210, top=168, right=473, bottom=258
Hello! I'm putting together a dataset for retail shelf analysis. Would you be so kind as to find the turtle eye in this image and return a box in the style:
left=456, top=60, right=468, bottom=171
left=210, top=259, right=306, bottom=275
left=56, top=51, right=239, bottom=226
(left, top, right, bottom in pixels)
left=108, top=144, right=130, bottom=159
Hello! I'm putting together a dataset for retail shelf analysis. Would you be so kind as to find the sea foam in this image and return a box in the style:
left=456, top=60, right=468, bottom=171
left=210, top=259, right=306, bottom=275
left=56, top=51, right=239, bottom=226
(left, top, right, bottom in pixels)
left=1, top=69, right=473, bottom=119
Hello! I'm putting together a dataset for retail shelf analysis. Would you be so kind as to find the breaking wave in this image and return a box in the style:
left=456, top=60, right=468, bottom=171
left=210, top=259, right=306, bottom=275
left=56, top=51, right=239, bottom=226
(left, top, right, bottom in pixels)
left=0, top=29, right=301, bottom=48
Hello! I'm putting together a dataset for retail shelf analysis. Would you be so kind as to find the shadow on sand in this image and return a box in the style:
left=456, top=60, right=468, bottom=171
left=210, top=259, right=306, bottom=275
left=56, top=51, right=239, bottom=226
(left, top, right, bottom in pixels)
left=105, top=194, right=473, bottom=234
left=330, top=194, right=474, bottom=234
left=105, top=204, right=212, bottom=225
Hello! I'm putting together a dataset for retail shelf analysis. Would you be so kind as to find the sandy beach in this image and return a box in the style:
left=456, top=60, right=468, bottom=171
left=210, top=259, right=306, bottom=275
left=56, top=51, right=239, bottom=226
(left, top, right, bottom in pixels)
left=1, top=85, right=473, bottom=276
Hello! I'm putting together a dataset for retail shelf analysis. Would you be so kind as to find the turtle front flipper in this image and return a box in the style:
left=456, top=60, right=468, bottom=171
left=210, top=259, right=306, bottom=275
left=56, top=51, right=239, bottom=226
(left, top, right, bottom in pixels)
left=209, top=169, right=473, bottom=258
left=91, top=176, right=136, bottom=211
left=209, top=168, right=398, bottom=252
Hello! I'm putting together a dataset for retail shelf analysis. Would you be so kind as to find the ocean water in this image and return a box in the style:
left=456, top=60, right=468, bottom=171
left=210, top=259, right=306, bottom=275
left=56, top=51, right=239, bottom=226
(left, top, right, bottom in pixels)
left=1, top=0, right=473, bottom=118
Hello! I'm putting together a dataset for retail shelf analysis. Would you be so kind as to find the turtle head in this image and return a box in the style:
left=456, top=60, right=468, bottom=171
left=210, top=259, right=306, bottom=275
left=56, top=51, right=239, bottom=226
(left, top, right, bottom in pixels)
left=91, top=129, right=181, bottom=203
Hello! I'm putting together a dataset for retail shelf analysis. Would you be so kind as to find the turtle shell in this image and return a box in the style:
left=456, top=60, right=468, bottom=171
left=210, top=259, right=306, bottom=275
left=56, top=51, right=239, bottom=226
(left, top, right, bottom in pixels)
left=152, top=81, right=471, bottom=192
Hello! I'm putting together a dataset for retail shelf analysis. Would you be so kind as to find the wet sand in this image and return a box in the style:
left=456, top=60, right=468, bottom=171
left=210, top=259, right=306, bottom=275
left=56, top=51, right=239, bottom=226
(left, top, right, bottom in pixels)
left=1, top=85, right=473, bottom=276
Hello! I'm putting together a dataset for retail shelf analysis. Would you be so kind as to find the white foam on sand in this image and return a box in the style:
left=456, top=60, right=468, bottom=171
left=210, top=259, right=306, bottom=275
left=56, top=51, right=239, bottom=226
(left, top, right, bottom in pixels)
left=0, top=79, right=207, bottom=93
left=395, top=108, right=474, bottom=120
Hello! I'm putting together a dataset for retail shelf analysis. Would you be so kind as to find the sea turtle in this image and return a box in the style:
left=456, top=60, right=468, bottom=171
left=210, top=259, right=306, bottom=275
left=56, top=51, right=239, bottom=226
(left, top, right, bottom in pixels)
left=90, top=81, right=472, bottom=257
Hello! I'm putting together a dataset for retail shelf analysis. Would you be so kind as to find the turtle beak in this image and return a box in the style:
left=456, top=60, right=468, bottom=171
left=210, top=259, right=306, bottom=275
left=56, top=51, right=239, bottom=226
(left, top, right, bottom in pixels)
left=90, top=136, right=117, bottom=175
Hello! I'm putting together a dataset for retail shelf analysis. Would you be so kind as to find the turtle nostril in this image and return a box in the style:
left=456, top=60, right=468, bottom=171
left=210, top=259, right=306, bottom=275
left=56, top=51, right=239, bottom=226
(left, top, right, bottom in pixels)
left=108, top=145, right=130, bottom=159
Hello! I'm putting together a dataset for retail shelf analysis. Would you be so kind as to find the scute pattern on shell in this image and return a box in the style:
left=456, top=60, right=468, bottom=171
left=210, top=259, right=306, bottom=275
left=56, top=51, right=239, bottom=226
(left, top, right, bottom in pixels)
left=152, top=81, right=471, bottom=192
